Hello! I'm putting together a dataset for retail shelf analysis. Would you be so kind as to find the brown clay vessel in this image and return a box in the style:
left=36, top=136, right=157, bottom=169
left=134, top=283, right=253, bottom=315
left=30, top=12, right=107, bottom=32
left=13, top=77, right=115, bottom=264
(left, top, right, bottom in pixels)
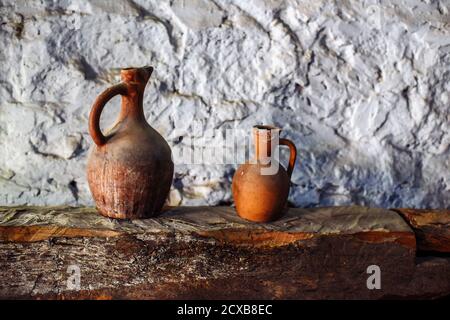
left=87, top=66, right=173, bottom=219
left=232, top=125, right=297, bottom=222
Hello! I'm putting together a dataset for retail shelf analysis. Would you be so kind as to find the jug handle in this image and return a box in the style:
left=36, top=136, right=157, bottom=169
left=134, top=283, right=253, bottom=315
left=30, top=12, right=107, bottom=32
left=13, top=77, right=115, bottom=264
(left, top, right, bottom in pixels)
left=279, top=138, right=297, bottom=179
left=89, top=83, right=128, bottom=146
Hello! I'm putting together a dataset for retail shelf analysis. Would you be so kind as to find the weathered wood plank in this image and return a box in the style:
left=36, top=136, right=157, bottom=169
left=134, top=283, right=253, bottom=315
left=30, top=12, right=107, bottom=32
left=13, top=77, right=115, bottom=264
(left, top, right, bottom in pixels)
left=0, top=205, right=415, bottom=245
left=393, top=208, right=450, bottom=253
left=0, top=206, right=448, bottom=300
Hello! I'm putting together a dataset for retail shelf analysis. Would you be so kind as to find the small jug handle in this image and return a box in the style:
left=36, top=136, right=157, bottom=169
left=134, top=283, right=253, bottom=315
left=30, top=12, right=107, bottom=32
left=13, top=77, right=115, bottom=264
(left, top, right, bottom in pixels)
left=279, top=138, right=297, bottom=179
left=89, top=83, right=128, bottom=146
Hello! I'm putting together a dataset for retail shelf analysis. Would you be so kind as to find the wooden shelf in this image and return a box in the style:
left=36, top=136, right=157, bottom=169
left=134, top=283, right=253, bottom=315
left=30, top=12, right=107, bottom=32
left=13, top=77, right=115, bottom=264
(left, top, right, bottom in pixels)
left=0, top=206, right=449, bottom=299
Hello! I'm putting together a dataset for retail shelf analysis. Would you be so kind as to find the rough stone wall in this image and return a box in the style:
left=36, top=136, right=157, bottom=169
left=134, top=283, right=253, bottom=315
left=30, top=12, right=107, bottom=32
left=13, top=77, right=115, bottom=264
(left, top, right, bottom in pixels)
left=0, top=0, right=449, bottom=208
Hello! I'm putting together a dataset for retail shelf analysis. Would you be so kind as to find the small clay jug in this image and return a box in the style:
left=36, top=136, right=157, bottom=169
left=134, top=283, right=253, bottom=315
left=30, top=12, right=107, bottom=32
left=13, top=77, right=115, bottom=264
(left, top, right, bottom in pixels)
left=232, top=125, right=297, bottom=222
left=87, top=66, right=173, bottom=219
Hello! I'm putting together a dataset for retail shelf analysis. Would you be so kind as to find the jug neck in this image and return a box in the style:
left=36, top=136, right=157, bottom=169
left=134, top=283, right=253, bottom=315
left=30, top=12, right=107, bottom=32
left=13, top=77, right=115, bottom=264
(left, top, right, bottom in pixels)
left=118, top=66, right=153, bottom=122
left=253, top=125, right=281, bottom=162
left=119, top=87, right=146, bottom=121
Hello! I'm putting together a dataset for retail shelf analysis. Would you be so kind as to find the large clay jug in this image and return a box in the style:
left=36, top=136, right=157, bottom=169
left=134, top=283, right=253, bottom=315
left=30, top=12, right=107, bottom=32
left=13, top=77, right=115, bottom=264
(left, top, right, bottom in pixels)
left=232, top=125, right=297, bottom=222
left=87, top=66, right=173, bottom=219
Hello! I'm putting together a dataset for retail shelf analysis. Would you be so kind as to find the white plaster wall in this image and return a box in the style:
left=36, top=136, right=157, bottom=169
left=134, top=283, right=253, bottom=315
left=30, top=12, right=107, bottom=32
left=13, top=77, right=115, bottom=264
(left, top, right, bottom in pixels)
left=0, top=0, right=449, bottom=208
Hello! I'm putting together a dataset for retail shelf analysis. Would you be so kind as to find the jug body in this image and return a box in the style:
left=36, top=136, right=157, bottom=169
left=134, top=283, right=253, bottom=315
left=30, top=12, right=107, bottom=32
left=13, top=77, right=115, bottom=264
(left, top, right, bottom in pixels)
left=232, top=125, right=297, bottom=222
left=86, top=67, right=173, bottom=219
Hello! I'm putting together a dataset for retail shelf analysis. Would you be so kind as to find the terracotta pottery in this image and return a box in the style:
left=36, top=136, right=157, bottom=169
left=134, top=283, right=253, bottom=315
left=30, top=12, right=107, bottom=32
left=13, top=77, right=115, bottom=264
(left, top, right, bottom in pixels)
left=87, top=66, right=173, bottom=219
left=232, top=125, right=297, bottom=222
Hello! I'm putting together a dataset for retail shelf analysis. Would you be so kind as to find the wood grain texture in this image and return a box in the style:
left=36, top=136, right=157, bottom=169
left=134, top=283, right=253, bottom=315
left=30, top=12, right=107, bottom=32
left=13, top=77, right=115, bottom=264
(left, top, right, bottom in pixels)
left=393, top=208, right=450, bottom=253
left=0, top=206, right=449, bottom=300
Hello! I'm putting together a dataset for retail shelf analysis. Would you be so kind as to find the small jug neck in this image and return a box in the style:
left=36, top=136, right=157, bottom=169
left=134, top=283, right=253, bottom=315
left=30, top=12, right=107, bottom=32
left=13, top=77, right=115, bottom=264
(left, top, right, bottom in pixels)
left=253, top=125, right=281, bottom=162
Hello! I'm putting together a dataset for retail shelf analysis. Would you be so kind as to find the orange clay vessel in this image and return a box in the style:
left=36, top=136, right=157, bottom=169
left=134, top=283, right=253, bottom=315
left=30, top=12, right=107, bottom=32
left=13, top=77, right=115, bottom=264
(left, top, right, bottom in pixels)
left=232, top=125, right=297, bottom=222
left=87, top=66, right=173, bottom=219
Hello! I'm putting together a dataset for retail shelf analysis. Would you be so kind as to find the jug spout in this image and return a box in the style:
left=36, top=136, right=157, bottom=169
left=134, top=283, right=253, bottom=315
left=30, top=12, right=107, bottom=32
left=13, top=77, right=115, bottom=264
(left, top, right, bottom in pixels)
left=120, top=66, right=153, bottom=85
